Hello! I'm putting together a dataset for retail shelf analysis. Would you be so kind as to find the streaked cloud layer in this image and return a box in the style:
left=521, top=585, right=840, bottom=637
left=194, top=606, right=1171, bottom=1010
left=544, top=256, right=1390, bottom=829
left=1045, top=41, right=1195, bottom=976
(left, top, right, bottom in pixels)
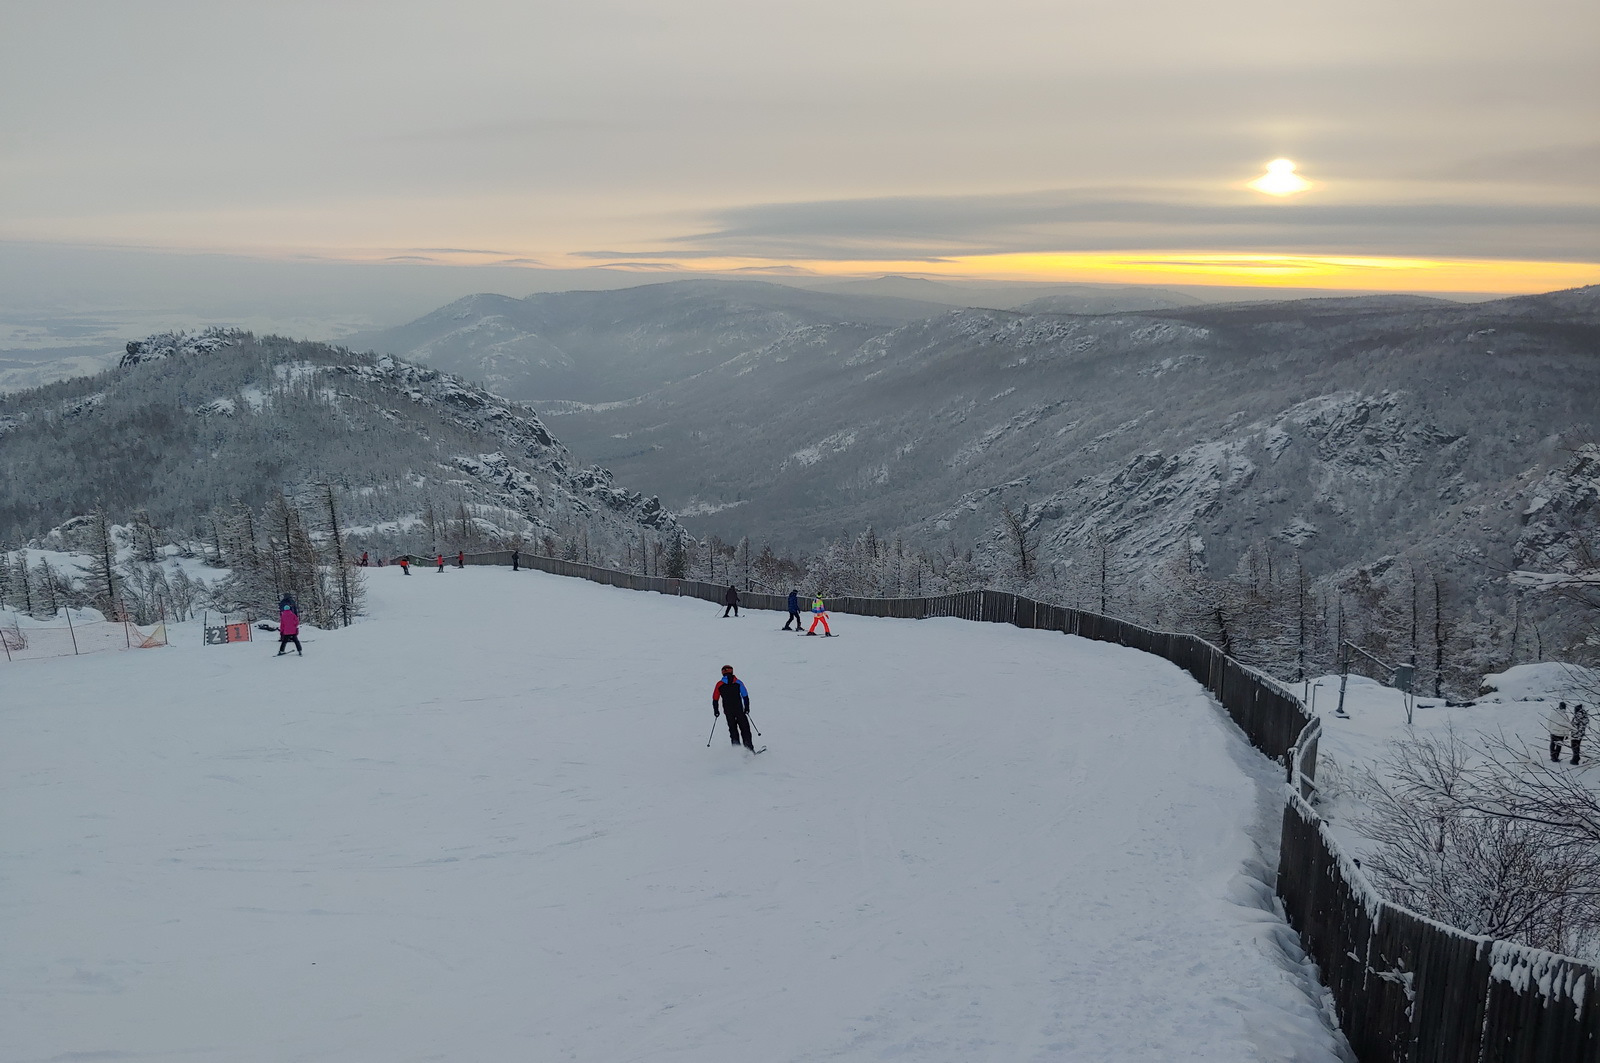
left=2, top=0, right=1596, bottom=293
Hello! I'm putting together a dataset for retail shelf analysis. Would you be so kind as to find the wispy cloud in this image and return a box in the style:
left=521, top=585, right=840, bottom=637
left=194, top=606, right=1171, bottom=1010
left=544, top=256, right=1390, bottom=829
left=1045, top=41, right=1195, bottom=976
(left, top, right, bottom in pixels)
left=636, top=190, right=1600, bottom=262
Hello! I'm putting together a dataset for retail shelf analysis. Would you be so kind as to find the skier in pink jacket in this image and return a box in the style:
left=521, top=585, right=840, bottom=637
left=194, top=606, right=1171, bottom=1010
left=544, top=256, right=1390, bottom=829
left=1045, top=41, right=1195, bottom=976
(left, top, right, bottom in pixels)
left=277, top=605, right=302, bottom=656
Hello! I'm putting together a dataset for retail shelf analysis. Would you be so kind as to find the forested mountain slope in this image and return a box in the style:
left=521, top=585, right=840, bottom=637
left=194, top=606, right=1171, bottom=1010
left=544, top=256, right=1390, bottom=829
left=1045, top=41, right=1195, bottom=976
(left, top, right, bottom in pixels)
left=537, top=288, right=1595, bottom=568
left=0, top=331, right=678, bottom=555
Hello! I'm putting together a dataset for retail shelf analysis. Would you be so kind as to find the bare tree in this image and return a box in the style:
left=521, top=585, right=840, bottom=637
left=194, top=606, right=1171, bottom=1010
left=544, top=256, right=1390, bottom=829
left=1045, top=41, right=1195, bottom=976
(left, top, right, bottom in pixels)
left=322, top=484, right=363, bottom=628
left=999, top=502, right=1038, bottom=578
left=87, top=508, right=121, bottom=619
left=1356, top=729, right=1600, bottom=955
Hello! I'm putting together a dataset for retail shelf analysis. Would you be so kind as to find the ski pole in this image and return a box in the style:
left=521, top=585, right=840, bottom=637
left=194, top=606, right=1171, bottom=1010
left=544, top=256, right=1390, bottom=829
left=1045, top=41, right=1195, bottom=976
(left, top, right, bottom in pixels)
left=707, top=717, right=719, bottom=747
left=747, top=711, right=762, bottom=737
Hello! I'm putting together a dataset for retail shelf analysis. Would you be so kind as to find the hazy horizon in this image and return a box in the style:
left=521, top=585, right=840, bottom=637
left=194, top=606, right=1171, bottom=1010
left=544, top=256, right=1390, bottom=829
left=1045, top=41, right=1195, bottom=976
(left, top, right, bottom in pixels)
left=0, top=239, right=1536, bottom=357
left=4, top=0, right=1596, bottom=335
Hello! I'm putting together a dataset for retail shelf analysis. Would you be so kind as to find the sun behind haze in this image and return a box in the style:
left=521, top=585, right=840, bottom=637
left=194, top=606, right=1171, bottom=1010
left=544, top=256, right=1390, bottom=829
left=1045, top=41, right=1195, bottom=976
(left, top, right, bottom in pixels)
left=1, top=0, right=1596, bottom=303
left=1248, top=160, right=1314, bottom=198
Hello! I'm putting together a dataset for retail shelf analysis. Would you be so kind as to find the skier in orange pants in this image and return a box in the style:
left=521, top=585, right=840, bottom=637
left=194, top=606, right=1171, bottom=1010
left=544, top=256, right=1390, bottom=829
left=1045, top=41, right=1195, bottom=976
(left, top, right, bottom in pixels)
left=806, top=594, right=832, bottom=636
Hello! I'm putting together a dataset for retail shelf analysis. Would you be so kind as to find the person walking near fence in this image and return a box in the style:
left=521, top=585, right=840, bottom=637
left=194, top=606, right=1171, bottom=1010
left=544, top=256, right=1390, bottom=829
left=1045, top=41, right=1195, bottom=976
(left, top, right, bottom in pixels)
left=1571, top=703, right=1589, bottom=765
left=783, top=588, right=803, bottom=631
left=1547, top=701, right=1573, bottom=762
left=512, top=548, right=520, bottom=571
left=713, top=664, right=755, bottom=751
left=398, top=556, right=409, bottom=575
left=276, top=603, right=302, bottom=656
left=807, top=594, right=832, bottom=636
left=457, top=550, right=465, bottom=569
left=722, top=584, right=740, bottom=618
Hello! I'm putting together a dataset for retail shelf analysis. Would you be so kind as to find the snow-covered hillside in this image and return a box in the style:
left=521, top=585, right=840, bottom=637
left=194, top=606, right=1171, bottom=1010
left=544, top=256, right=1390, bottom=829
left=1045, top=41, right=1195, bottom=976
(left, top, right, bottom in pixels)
left=3, top=569, right=1350, bottom=1061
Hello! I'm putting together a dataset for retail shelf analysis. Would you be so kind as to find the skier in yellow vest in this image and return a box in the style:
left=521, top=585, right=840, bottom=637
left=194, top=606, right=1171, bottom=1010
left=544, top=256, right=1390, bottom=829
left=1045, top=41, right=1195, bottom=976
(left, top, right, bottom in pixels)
left=806, top=594, right=832, bottom=636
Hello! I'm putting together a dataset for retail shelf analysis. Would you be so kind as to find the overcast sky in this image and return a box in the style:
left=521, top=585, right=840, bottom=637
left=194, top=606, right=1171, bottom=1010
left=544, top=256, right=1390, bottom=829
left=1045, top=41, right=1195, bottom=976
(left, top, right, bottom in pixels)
left=2, top=0, right=1596, bottom=324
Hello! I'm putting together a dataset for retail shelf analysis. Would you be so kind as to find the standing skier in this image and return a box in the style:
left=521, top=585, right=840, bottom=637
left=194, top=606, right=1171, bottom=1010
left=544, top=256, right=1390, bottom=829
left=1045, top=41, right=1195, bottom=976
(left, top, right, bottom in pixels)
left=398, top=556, right=410, bottom=575
left=713, top=664, right=755, bottom=751
left=276, top=601, right=302, bottom=656
left=1548, top=702, right=1573, bottom=762
left=1571, top=704, right=1589, bottom=765
left=512, top=548, right=520, bottom=571
left=722, top=584, right=740, bottom=618
left=807, top=594, right=832, bottom=636
left=457, top=550, right=465, bottom=569
left=436, top=553, right=445, bottom=573
left=783, top=588, right=803, bottom=631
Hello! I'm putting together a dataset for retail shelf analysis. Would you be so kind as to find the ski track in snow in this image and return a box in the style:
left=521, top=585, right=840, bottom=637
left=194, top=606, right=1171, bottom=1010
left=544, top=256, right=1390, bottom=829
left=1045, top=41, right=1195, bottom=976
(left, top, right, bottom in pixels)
left=2, top=569, right=1350, bottom=1062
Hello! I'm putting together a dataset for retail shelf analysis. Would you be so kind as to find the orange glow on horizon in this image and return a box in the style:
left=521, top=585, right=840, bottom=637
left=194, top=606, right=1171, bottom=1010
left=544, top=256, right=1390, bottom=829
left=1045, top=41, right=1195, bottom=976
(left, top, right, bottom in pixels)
left=578, top=251, right=1600, bottom=295
left=44, top=239, right=1595, bottom=297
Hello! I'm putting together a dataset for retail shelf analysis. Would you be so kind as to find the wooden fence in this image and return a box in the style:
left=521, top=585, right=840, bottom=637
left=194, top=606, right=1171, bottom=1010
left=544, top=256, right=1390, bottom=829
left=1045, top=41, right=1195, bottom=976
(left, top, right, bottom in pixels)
left=439, top=550, right=1598, bottom=1061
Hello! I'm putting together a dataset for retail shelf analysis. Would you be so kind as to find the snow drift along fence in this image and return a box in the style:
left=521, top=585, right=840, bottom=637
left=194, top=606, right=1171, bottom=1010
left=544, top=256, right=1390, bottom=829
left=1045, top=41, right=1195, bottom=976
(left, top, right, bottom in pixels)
left=457, top=550, right=1596, bottom=1061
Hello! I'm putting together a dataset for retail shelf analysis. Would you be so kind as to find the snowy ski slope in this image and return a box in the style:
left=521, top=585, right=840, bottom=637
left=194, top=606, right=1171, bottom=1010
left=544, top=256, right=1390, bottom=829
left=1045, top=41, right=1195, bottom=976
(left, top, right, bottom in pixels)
left=3, top=568, right=1350, bottom=1061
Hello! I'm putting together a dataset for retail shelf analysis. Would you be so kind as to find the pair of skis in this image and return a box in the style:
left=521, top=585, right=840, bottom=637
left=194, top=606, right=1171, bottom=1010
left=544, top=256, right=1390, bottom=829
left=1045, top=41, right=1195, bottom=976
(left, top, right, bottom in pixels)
left=707, top=716, right=766, bottom=754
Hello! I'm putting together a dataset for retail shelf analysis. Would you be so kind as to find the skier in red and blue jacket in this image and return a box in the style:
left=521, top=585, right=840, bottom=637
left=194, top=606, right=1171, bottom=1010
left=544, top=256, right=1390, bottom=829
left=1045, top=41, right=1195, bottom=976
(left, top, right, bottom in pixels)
left=713, top=665, right=754, bottom=750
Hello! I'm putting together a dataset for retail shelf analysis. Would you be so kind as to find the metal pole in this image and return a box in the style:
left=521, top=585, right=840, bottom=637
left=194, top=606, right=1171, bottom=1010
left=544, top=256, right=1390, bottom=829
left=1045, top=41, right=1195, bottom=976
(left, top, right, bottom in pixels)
left=1334, top=646, right=1351, bottom=718
left=65, top=607, right=80, bottom=655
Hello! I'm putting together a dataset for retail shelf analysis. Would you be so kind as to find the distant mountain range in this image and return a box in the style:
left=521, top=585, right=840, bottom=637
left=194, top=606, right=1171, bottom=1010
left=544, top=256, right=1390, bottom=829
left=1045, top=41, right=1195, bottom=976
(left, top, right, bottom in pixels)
left=795, top=275, right=1204, bottom=312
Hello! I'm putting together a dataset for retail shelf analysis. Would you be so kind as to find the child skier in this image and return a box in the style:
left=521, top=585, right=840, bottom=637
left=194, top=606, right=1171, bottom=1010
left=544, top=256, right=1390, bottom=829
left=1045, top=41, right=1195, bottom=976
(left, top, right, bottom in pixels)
left=276, top=602, right=302, bottom=656
left=807, top=594, right=832, bottom=636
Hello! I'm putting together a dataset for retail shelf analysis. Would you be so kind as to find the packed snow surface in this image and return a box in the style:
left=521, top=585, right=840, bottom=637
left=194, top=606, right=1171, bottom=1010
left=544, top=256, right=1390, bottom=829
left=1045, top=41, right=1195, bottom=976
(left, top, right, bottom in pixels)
left=3, top=569, right=1348, bottom=1061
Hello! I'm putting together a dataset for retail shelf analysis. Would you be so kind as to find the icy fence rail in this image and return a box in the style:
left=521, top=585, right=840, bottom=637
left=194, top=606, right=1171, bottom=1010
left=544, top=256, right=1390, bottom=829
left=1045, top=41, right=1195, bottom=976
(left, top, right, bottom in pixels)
left=430, top=550, right=1599, bottom=1062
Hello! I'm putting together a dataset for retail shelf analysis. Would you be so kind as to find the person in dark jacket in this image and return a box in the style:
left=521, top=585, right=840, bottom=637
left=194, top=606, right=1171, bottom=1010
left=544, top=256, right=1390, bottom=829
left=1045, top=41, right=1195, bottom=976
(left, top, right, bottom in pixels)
left=512, top=548, right=520, bottom=571
left=722, top=584, right=740, bottom=618
left=1572, top=703, right=1590, bottom=765
left=713, top=665, right=754, bottom=750
left=784, top=588, right=803, bottom=631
